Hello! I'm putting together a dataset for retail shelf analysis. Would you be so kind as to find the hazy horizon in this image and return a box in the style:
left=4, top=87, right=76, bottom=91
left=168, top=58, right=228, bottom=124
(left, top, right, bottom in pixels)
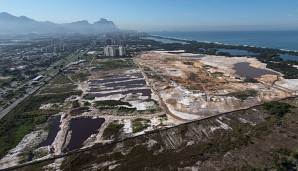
left=1, top=0, right=298, bottom=31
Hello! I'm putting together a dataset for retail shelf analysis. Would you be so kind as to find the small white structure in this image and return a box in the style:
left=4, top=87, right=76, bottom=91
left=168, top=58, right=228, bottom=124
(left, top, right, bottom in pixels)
left=33, top=75, right=43, bottom=81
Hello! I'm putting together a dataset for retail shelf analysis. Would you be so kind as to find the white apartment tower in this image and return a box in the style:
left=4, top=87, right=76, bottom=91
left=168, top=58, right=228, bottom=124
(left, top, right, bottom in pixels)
left=104, top=46, right=109, bottom=56
left=104, top=45, right=116, bottom=57
left=119, top=46, right=126, bottom=56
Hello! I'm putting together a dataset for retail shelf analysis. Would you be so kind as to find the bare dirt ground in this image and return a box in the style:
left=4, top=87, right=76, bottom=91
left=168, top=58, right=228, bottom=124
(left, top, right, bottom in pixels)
left=134, top=51, right=296, bottom=121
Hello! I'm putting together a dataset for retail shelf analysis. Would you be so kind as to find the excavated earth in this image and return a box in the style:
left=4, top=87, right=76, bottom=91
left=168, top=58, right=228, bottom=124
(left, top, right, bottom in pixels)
left=134, top=51, right=297, bottom=121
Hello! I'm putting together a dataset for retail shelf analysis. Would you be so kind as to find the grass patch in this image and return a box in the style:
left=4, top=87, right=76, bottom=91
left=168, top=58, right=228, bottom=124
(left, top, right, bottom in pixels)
left=95, top=58, right=134, bottom=71
left=70, top=72, right=91, bottom=82
left=83, top=101, right=91, bottom=106
left=95, top=100, right=131, bottom=107
left=40, top=84, right=77, bottom=94
left=72, top=100, right=80, bottom=108
left=102, top=120, right=124, bottom=140
left=118, top=106, right=137, bottom=114
left=164, top=57, right=177, bottom=61
left=51, top=75, right=73, bottom=85
left=132, top=118, right=150, bottom=133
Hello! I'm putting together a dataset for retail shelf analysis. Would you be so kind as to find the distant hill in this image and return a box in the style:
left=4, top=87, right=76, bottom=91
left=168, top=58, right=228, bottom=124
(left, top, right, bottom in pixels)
left=0, top=12, right=119, bottom=35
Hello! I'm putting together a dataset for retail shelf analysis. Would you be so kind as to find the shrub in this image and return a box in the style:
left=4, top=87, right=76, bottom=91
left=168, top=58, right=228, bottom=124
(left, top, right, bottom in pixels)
left=263, top=102, right=292, bottom=117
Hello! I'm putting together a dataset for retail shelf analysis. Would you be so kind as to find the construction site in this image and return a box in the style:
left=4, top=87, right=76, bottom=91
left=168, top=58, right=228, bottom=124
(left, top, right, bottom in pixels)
left=1, top=50, right=298, bottom=170
left=135, top=51, right=298, bottom=121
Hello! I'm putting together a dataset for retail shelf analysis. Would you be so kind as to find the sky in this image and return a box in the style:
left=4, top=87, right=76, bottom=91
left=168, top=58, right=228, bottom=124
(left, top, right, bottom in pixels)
left=0, top=0, right=298, bottom=31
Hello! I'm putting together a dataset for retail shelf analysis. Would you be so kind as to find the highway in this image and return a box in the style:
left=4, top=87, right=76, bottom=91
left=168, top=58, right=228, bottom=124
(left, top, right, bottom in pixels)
left=0, top=84, right=42, bottom=120
left=0, top=46, right=92, bottom=120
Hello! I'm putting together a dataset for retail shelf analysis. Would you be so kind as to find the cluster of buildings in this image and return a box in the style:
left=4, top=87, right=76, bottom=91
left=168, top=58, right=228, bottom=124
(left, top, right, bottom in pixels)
left=104, top=45, right=126, bottom=57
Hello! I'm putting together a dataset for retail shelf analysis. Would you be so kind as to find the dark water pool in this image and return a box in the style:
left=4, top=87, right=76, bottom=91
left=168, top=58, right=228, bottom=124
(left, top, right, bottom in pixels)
left=84, top=89, right=153, bottom=99
left=89, top=77, right=131, bottom=84
left=131, top=73, right=144, bottom=78
left=64, top=117, right=105, bottom=152
left=279, top=54, right=298, bottom=61
left=38, top=115, right=61, bottom=147
left=88, top=73, right=144, bottom=85
left=217, top=48, right=259, bottom=56
left=233, top=62, right=279, bottom=78
left=103, top=80, right=146, bottom=88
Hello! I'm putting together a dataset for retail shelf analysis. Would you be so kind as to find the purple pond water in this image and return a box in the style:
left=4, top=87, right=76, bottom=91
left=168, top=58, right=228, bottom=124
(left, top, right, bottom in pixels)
left=38, top=115, right=61, bottom=147
left=64, top=117, right=105, bottom=152
left=233, top=62, right=279, bottom=78
left=103, top=80, right=146, bottom=87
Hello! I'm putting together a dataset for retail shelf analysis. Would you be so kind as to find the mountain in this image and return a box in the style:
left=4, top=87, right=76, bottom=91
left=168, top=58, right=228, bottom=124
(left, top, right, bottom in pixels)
left=0, top=12, right=119, bottom=35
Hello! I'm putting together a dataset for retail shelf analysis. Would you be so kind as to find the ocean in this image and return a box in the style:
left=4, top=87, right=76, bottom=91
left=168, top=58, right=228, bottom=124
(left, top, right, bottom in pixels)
left=151, top=31, right=298, bottom=51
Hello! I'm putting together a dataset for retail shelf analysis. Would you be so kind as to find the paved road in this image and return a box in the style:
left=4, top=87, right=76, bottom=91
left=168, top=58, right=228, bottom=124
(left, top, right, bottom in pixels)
left=0, top=46, right=93, bottom=121
left=0, top=85, right=42, bottom=120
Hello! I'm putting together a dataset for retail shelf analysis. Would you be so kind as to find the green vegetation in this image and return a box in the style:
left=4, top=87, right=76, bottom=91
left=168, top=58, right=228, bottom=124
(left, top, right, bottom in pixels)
left=51, top=75, right=73, bottom=85
left=138, top=108, right=162, bottom=114
left=132, top=118, right=150, bottom=133
left=259, top=53, right=298, bottom=79
left=243, top=78, right=259, bottom=83
left=0, top=91, right=82, bottom=158
left=40, top=74, right=77, bottom=94
left=70, top=107, right=89, bottom=116
left=19, top=147, right=48, bottom=164
left=40, top=84, right=77, bottom=94
left=32, top=148, right=48, bottom=160
left=1, top=86, right=26, bottom=100
left=159, top=114, right=168, bottom=119
left=95, top=100, right=131, bottom=107
left=72, top=100, right=80, bottom=108
left=183, top=61, right=194, bottom=65
left=70, top=72, right=91, bottom=82
left=83, top=101, right=91, bottom=106
left=82, top=54, right=94, bottom=65
left=102, top=120, right=124, bottom=139
left=118, top=106, right=137, bottom=113
left=263, top=101, right=292, bottom=117
left=270, top=147, right=298, bottom=170
left=164, top=57, right=176, bottom=61
left=95, top=58, right=134, bottom=71
left=226, top=90, right=258, bottom=100
left=0, top=77, right=12, bottom=87
left=104, top=131, right=251, bottom=171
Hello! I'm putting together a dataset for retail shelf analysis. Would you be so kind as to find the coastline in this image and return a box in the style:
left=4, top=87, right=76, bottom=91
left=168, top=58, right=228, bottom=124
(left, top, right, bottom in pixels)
left=149, top=34, right=298, bottom=53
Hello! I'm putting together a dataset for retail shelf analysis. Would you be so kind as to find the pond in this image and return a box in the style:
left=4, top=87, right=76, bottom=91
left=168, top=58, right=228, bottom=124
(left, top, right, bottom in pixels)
left=103, top=80, right=146, bottom=88
left=38, top=115, right=61, bottom=147
left=217, top=48, right=259, bottom=56
left=88, top=73, right=144, bottom=85
left=279, top=54, right=298, bottom=61
left=64, top=117, right=105, bottom=152
left=85, top=89, right=153, bottom=99
left=232, top=62, right=279, bottom=78
left=89, top=77, right=131, bottom=84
